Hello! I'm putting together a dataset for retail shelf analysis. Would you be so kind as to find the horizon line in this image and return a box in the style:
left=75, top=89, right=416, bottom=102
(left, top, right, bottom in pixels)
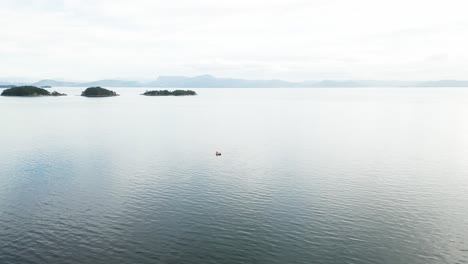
left=2, top=74, right=468, bottom=84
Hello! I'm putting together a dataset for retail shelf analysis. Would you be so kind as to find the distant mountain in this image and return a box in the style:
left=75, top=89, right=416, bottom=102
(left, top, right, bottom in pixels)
left=5, top=75, right=468, bottom=88
left=32, top=79, right=144, bottom=87
left=148, top=75, right=296, bottom=88
left=0, top=80, right=23, bottom=88
left=416, top=80, right=468, bottom=87
left=81, top=80, right=143, bottom=87
left=0, top=85, right=16, bottom=88
left=298, top=80, right=425, bottom=87
left=33, top=79, right=78, bottom=87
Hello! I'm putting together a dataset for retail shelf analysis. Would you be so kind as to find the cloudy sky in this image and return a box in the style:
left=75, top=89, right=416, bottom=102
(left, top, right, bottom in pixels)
left=1, top=0, right=468, bottom=81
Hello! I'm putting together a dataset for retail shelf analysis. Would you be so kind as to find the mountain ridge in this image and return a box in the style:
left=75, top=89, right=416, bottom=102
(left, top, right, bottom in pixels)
left=1, top=75, right=468, bottom=88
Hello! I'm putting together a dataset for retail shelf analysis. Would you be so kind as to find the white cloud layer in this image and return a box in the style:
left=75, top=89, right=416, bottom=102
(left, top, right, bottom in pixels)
left=1, top=0, right=468, bottom=81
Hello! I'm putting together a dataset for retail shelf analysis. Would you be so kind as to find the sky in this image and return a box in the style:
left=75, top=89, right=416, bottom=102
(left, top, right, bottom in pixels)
left=1, top=0, right=468, bottom=81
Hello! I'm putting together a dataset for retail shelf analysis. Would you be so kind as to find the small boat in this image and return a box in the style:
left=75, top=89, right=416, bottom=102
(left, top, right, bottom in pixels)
left=216, top=151, right=222, bottom=156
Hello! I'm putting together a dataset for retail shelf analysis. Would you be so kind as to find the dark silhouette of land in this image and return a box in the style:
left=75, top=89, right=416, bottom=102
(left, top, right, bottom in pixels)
left=1, top=86, right=66, bottom=96
left=81, top=87, right=118, bottom=97
left=142, top=90, right=197, bottom=96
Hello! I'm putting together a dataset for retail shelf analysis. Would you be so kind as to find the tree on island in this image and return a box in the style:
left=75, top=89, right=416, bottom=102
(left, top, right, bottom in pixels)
left=81, top=87, right=118, bottom=97
left=1, top=86, right=66, bottom=96
left=51, top=91, right=67, bottom=96
left=142, top=90, right=197, bottom=96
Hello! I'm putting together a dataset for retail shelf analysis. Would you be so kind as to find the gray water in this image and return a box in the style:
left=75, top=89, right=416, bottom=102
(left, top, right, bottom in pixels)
left=1, top=87, right=467, bottom=264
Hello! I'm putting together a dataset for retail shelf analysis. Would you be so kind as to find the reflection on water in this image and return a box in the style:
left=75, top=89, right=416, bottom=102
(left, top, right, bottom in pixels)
left=0, top=88, right=468, bottom=264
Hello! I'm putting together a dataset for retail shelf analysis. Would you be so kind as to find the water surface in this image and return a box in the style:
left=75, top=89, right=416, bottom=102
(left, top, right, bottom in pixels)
left=1, top=87, right=468, bottom=264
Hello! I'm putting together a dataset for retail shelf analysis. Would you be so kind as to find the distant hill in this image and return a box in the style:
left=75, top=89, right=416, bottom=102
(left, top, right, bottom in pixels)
left=33, top=79, right=78, bottom=87
left=81, top=80, right=143, bottom=87
left=4, top=75, right=468, bottom=88
left=32, top=79, right=142, bottom=87
left=415, top=80, right=468, bottom=87
left=0, top=84, right=16, bottom=88
left=148, top=75, right=296, bottom=88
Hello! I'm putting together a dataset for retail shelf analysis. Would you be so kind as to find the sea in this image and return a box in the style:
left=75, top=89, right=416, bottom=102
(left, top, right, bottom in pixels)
left=1, top=87, right=467, bottom=264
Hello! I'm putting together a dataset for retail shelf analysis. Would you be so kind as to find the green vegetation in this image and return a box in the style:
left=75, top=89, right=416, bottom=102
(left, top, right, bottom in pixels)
left=1, top=86, right=197, bottom=98
left=51, top=91, right=67, bottom=96
left=81, top=87, right=118, bottom=97
left=1, top=86, right=54, bottom=96
left=142, top=90, right=197, bottom=96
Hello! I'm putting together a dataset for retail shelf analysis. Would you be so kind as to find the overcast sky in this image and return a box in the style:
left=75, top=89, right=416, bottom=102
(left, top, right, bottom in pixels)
left=1, top=0, right=468, bottom=81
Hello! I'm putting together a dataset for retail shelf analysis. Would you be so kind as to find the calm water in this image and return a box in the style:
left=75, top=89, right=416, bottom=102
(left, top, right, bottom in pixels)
left=1, top=87, right=468, bottom=264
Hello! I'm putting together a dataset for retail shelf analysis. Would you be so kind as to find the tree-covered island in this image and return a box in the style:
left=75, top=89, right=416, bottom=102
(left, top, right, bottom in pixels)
left=51, top=91, right=67, bottom=96
left=142, top=90, right=197, bottom=96
left=81, top=87, right=119, bottom=97
left=1, top=86, right=66, bottom=96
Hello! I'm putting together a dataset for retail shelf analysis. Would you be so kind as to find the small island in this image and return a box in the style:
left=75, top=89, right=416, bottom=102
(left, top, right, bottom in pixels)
left=51, top=91, right=67, bottom=96
left=81, top=87, right=118, bottom=97
left=1, top=86, right=67, bottom=96
left=142, top=90, right=197, bottom=96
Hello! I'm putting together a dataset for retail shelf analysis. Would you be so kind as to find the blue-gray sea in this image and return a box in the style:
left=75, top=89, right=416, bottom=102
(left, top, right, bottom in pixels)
left=1, top=87, right=467, bottom=264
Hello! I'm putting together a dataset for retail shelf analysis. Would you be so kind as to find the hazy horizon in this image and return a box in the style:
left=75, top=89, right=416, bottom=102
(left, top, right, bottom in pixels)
left=3, top=74, right=468, bottom=85
left=2, top=0, right=468, bottom=81
left=3, top=75, right=468, bottom=88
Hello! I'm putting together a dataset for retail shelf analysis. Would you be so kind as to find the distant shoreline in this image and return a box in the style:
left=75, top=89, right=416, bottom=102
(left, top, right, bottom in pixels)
left=2, top=75, right=468, bottom=88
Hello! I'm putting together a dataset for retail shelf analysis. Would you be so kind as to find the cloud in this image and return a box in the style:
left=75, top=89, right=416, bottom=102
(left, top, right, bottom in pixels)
left=0, top=0, right=468, bottom=81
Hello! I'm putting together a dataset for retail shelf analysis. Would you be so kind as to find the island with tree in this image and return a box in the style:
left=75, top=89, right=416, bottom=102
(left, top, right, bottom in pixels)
left=81, top=87, right=119, bottom=97
left=51, top=91, right=67, bottom=96
left=142, top=90, right=197, bottom=96
left=1, top=86, right=66, bottom=96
